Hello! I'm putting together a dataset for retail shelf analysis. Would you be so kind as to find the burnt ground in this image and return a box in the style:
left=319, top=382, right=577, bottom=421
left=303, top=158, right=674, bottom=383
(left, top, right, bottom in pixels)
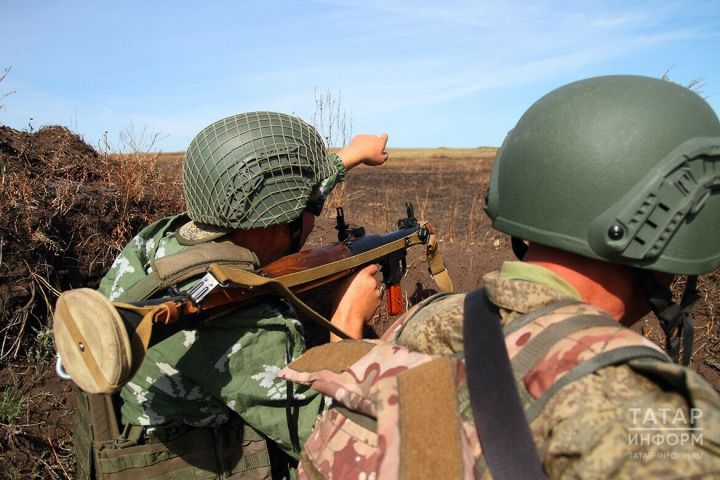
left=0, top=130, right=718, bottom=478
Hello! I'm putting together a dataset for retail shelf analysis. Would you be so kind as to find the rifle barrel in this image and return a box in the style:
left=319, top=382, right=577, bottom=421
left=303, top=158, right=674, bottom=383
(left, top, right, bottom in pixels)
left=346, top=226, right=420, bottom=255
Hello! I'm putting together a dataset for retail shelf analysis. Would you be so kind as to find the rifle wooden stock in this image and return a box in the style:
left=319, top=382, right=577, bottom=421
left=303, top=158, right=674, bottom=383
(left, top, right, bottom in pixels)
left=187, top=228, right=417, bottom=313
left=262, top=243, right=354, bottom=293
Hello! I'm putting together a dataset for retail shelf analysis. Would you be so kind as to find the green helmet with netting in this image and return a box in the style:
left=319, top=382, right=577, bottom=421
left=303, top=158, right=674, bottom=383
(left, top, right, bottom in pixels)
left=183, top=112, right=335, bottom=231
left=485, top=75, right=720, bottom=275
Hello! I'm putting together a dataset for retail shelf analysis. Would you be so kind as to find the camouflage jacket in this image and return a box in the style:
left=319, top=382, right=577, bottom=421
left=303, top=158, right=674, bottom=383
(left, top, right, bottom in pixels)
left=97, top=214, right=326, bottom=461
left=280, top=262, right=720, bottom=479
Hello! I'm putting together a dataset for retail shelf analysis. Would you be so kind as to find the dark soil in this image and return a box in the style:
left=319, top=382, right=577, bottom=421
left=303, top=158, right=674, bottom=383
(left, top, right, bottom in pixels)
left=0, top=127, right=718, bottom=478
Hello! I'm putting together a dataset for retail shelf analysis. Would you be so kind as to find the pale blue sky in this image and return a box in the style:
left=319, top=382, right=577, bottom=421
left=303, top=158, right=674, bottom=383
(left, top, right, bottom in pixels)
left=1, top=0, right=719, bottom=151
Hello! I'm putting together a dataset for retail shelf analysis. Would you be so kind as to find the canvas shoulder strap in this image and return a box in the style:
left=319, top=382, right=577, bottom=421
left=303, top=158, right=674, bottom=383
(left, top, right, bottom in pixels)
left=463, top=289, right=547, bottom=479
left=118, top=240, right=259, bottom=302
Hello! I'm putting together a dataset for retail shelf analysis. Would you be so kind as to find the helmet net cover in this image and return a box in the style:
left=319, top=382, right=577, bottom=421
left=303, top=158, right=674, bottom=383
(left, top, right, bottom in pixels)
left=183, top=112, right=334, bottom=230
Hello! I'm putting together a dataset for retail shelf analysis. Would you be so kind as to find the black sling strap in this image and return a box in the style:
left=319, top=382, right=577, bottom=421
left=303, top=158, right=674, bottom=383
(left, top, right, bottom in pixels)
left=463, top=289, right=546, bottom=480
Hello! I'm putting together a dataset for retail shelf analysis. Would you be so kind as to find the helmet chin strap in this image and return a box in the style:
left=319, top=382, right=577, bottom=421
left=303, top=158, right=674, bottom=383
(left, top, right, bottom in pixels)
left=635, top=271, right=699, bottom=366
left=288, top=215, right=305, bottom=254
left=511, top=236, right=529, bottom=260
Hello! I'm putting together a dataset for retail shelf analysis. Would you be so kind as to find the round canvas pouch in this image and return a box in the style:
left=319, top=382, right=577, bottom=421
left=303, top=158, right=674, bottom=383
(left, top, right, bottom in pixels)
left=53, top=288, right=135, bottom=394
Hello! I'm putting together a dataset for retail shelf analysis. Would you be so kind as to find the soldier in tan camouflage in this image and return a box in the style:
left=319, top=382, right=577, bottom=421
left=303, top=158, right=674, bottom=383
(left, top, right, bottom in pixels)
left=280, top=76, right=720, bottom=478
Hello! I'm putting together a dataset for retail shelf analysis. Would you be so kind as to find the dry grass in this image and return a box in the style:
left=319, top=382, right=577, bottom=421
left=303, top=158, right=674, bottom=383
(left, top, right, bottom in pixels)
left=328, top=146, right=496, bottom=162
left=383, top=147, right=496, bottom=161
left=152, top=148, right=498, bottom=175
left=0, top=364, right=74, bottom=478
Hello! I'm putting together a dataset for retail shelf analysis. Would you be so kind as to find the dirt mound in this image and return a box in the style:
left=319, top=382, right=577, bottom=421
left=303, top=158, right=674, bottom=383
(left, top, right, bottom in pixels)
left=1, top=125, right=98, bottom=167
left=0, top=125, right=185, bottom=476
left=0, top=125, right=184, bottom=361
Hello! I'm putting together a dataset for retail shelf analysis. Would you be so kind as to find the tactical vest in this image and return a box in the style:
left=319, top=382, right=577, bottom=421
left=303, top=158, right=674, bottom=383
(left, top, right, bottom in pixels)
left=279, top=292, right=718, bottom=479
left=73, top=241, right=272, bottom=480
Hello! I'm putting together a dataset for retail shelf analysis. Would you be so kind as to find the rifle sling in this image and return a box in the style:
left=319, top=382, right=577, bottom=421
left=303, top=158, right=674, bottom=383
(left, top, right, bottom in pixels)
left=226, top=226, right=452, bottom=294
left=120, top=229, right=454, bottom=345
left=208, top=265, right=353, bottom=340
left=272, top=232, right=425, bottom=288
left=424, top=228, right=454, bottom=292
left=212, top=229, right=455, bottom=337
left=209, top=233, right=430, bottom=340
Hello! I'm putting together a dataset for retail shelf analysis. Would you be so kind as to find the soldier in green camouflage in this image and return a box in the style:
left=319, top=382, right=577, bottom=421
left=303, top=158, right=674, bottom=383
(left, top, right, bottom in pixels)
left=79, top=112, right=388, bottom=479
left=279, top=76, right=720, bottom=478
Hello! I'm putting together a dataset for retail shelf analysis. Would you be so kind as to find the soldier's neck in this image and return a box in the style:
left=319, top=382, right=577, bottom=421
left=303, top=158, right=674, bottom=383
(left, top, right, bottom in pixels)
left=523, top=244, right=642, bottom=323
left=231, top=224, right=291, bottom=266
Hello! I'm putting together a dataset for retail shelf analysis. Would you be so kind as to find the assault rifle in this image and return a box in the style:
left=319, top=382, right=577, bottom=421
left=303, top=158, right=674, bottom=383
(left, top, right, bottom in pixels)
left=53, top=203, right=453, bottom=394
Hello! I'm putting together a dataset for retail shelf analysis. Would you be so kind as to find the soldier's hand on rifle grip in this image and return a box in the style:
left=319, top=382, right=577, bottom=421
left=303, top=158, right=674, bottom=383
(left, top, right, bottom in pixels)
left=330, top=264, right=383, bottom=341
left=337, top=134, right=389, bottom=170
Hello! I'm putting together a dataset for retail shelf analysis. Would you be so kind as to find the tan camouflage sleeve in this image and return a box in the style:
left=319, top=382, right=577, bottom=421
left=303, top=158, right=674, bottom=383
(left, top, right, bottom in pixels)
left=535, top=364, right=720, bottom=478
left=392, top=293, right=467, bottom=355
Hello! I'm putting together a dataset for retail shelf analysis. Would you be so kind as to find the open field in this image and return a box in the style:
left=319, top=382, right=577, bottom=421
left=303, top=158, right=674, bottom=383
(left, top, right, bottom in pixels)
left=154, top=146, right=498, bottom=176
left=1, top=128, right=718, bottom=478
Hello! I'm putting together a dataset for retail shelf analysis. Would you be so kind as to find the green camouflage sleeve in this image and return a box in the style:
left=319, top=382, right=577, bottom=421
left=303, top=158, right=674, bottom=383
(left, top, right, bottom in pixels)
left=98, top=215, right=186, bottom=300
left=197, top=304, right=325, bottom=457
left=316, top=152, right=346, bottom=198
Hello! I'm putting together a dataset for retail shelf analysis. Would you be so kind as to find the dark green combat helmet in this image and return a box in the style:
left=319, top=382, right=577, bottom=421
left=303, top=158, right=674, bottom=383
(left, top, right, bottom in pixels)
left=485, top=75, right=720, bottom=275
left=183, top=112, right=336, bottom=232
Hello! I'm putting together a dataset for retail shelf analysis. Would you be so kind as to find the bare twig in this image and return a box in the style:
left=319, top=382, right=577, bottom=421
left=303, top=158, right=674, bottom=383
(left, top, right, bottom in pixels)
left=29, top=269, right=62, bottom=298
left=0, top=66, right=15, bottom=110
left=48, top=434, right=71, bottom=480
left=661, top=66, right=707, bottom=97
left=312, top=88, right=352, bottom=148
